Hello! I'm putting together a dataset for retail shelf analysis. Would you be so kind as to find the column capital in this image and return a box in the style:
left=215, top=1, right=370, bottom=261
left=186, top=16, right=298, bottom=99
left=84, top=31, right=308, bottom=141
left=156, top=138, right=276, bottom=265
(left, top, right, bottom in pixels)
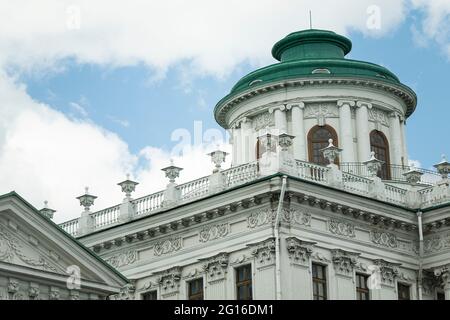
left=288, top=101, right=305, bottom=109
left=356, top=101, right=373, bottom=109
left=269, top=104, right=292, bottom=113
left=389, top=111, right=401, bottom=119
left=337, top=100, right=355, bottom=108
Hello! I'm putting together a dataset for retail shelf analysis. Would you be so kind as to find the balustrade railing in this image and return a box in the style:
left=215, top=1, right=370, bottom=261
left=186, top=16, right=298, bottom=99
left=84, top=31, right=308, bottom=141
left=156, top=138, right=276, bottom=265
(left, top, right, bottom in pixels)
left=224, top=161, right=259, bottom=187
left=296, top=160, right=327, bottom=183
left=59, top=218, right=79, bottom=236
left=133, top=191, right=164, bottom=216
left=340, top=162, right=441, bottom=185
left=178, top=176, right=210, bottom=201
left=92, top=205, right=120, bottom=229
left=58, top=158, right=447, bottom=237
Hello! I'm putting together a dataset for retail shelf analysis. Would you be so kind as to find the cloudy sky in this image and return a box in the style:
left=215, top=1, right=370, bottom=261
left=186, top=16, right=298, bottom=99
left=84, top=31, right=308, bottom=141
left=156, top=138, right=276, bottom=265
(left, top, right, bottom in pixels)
left=0, top=0, right=449, bottom=223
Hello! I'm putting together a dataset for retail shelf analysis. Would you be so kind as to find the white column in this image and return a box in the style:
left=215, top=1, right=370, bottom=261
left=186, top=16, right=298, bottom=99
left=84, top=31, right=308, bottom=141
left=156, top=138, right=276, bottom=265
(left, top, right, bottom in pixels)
left=241, top=117, right=252, bottom=164
left=271, top=106, right=288, bottom=135
left=337, top=100, right=356, bottom=163
left=235, top=125, right=243, bottom=165
left=400, top=117, right=408, bottom=167
left=389, top=112, right=402, bottom=166
left=290, top=102, right=306, bottom=161
left=356, top=101, right=372, bottom=162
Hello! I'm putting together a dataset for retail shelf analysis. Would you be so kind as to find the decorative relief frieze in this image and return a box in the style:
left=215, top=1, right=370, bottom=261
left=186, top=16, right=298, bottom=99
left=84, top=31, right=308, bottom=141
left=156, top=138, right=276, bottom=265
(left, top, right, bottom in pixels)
left=202, top=252, right=229, bottom=283
left=247, top=209, right=275, bottom=229
left=158, top=267, right=182, bottom=296
left=249, top=238, right=276, bottom=267
left=111, top=283, right=136, bottom=300
left=285, top=237, right=315, bottom=266
left=311, top=251, right=331, bottom=263
left=370, top=230, right=398, bottom=248
left=304, top=103, right=338, bottom=126
left=368, top=108, right=389, bottom=128
left=49, top=287, right=60, bottom=300
left=105, top=250, right=138, bottom=268
left=328, top=219, right=355, bottom=238
left=282, top=209, right=311, bottom=227
left=154, top=237, right=182, bottom=256
left=331, top=249, right=360, bottom=277
left=28, top=283, right=40, bottom=300
left=433, top=265, right=450, bottom=288
left=0, top=225, right=59, bottom=272
left=252, top=112, right=274, bottom=131
left=424, top=233, right=450, bottom=254
left=373, top=259, right=400, bottom=286
left=199, top=223, right=230, bottom=243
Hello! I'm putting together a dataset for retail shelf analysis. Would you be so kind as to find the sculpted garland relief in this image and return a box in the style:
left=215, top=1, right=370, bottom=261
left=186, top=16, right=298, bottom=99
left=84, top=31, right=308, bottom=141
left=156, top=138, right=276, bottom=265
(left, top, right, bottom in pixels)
left=328, top=219, right=355, bottom=238
left=154, top=237, right=182, bottom=256
left=199, top=223, right=230, bottom=243
left=105, top=250, right=138, bottom=268
left=370, top=230, right=398, bottom=248
left=0, top=225, right=59, bottom=273
left=247, top=208, right=311, bottom=229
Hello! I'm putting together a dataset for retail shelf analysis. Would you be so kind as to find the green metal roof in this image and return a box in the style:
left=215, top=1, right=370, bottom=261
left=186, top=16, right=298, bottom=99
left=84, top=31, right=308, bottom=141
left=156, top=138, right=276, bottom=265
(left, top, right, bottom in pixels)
left=214, top=29, right=417, bottom=125
left=231, top=29, right=401, bottom=93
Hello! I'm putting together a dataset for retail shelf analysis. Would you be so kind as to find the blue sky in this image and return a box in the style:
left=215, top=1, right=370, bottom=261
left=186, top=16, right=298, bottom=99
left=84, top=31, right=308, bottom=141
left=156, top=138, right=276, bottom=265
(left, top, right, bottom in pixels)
left=21, top=12, right=448, bottom=169
left=0, top=0, right=449, bottom=222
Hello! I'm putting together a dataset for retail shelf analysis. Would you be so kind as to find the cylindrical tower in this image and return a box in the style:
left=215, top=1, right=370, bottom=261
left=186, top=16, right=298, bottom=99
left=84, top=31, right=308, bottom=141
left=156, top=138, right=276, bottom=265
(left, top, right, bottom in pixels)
left=214, top=29, right=417, bottom=177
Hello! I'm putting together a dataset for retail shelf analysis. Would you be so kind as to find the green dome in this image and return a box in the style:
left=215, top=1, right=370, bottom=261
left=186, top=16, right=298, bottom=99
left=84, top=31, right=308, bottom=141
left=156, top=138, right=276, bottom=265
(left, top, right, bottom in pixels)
left=214, top=29, right=417, bottom=127
left=229, top=29, right=402, bottom=94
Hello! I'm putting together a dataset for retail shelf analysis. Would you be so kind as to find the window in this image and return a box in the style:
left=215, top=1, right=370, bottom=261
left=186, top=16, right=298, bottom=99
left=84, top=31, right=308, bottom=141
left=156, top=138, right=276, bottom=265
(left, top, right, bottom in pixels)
left=188, top=278, right=204, bottom=300
left=437, top=292, right=445, bottom=300
left=356, top=274, right=370, bottom=300
left=142, top=290, right=157, bottom=300
left=397, top=283, right=410, bottom=300
left=312, top=263, right=327, bottom=300
left=370, top=130, right=391, bottom=180
left=308, top=125, right=339, bottom=166
left=236, top=264, right=252, bottom=300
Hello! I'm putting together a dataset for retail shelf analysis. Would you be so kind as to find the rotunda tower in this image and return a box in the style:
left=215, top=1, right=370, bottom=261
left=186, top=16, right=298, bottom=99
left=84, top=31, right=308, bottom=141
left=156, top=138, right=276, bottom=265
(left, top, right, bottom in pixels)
left=214, top=29, right=417, bottom=179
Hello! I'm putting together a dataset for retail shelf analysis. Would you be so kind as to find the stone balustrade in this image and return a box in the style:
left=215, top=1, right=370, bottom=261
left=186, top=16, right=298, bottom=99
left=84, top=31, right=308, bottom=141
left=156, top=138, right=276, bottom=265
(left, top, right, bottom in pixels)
left=59, top=151, right=449, bottom=237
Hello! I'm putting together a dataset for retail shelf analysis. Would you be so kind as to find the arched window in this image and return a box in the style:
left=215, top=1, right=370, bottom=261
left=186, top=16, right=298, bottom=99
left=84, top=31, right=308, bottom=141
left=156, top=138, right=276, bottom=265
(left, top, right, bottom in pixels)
left=307, top=125, right=339, bottom=166
left=370, top=130, right=391, bottom=180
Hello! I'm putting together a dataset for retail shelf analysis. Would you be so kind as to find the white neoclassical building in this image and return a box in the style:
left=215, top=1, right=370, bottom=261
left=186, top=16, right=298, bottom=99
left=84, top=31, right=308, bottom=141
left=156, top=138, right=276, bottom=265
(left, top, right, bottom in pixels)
left=2, top=29, right=450, bottom=300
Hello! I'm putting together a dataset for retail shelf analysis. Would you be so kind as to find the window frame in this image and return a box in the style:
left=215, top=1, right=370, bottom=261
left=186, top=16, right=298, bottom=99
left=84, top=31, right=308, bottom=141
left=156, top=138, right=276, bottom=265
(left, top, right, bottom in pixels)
left=307, top=125, right=339, bottom=166
left=311, top=262, right=328, bottom=300
left=369, top=130, right=391, bottom=180
left=235, top=264, right=253, bottom=300
left=141, top=290, right=158, bottom=300
left=355, top=273, right=370, bottom=300
left=187, top=277, right=204, bottom=300
left=397, top=282, right=411, bottom=300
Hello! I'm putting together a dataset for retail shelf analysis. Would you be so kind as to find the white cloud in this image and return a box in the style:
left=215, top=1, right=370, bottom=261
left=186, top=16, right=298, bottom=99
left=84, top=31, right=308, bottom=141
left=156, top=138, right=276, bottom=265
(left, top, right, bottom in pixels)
left=0, top=0, right=408, bottom=78
left=411, top=0, right=450, bottom=58
left=0, top=72, right=230, bottom=223
left=69, top=102, right=88, bottom=118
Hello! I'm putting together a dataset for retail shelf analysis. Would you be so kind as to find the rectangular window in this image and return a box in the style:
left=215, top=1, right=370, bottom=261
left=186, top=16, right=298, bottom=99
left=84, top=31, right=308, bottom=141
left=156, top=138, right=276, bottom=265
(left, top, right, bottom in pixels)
left=397, top=283, right=410, bottom=300
left=142, top=290, right=157, bottom=300
left=356, top=273, right=370, bottom=300
left=188, top=278, right=204, bottom=300
left=312, top=263, right=327, bottom=300
left=236, top=264, right=252, bottom=300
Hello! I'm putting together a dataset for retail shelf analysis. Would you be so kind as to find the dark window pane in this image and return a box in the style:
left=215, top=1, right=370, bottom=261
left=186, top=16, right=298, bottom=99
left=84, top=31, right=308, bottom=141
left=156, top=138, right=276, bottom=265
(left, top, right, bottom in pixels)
left=236, top=265, right=252, bottom=300
left=398, top=283, right=410, bottom=300
left=142, top=290, right=157, bottom=300
left=370, top=130, right=391, bottom=180
left=308, top=126, right=339, bottom=166
left=356, top=274, right=370, bottom=300
left=312, top=263, right=327, bottom=300
left=188, top=278, right=204, bottom=300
